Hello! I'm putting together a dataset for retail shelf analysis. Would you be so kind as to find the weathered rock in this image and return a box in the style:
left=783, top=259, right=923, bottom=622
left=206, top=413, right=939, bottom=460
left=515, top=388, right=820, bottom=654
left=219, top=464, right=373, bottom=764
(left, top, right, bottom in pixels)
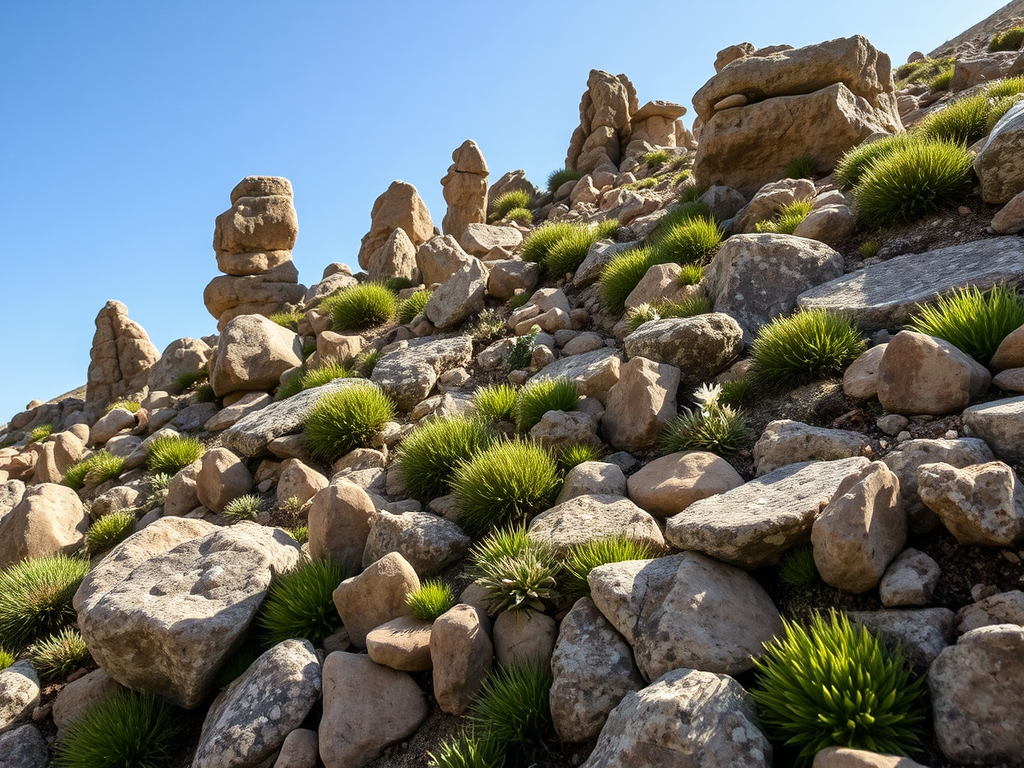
left=487, top=170, right=535, bottom=207
left=567, top=70, right=637, bottom=174
left=623, top=263, right=696, bottom=310
left=992, top=190, right=1024, bottom=235
left=88, top=408, right=137, bottom=446
left=431, top=604, right=493, bottom=715
left=357, top=181, right=434, bottom=272
left=485, top=259, right=539, bottom=300
left=441, top=139, right=488, bottom=239
left=362, top=509, right=469, bottom=575
left=0, top=723, right=47, bottom=767
left=85, top=300, right=160, bottom=406
left=274, top=729, right=319, bottom=768
left=51, top=669, right=122, bottom=735
left=365, top=616, right=433, bottom=672
left=589, top=552, right=782, bottom=680
left=879, top=548, right=940, bottom=607
left=493, top=608, right=557, bottom=669
left=529, top=411, right=599, bottom=453
left=666, top=457, right=870, bottom=568
left=308, top=478, right=376, bottom=574
left=319, top=652, right=428, bottom=768
left=423, top=259, right=487, bottom=329
left=148, top=338, right=213, bottom=393
left=196, top=447, right=253, bottom=514
left=214, top=185, right=297, bottom=254
left=624, top=314, right=743, bottom=387
left=799, top=238, right=1024, bottom=330
left=460, top=223, right=522, bottom=259
left=216, top=249, right=293, bottom=277
left=917, top=461, right=1024, bottom=546
left=174, top=402, right=220, bottom=432
left=928, top=624, right=1024, bottom=765
left=203, top=273, right=305, bottom=326
left=528, top=495, right=664, bottom=556
left=333, top=552, right=419, bottom=647
left=962, top=395, right=1024, bottom=461
left=164, top=460, right=203, bottom=516
left=581, top=668, right=771, bottom=768
left=792, top=204, right=857, bottom=246
left=554, top=461, right=627, bottom=504
left=415, top=234, right=474, bottom=287
left=627, top=451, right=743, bottom=517
left=0, top=484, right=89, bottom=568
left=528, top=348, right=622, bottom=404
left=813, top=747, right=928, bottom=768
left=371, top=336, right=473, bottom=410
left=303, top=272, right=357, bottom=308
left=704, top=234, right=844, bottom=335
left=698, top=185, right=748, bottom=221
left=210, top=315, right=303, bottom=397
left=850, top=607, right=955, bottom=669
left=366, top=227, right=417, bottom=283
left=0, top=661, right=39, bottom=734
left=602, top=357, right=679, bottom=452
left=843, top=344, right=887, bottom=399
left=975, top=100, right=1024, bottom=204
left=205, top=392, right=272, bottom=432
left=0, top=480, right=25, bottom=524
left=574, top=240, right=635, bottom=288
left=957, top=590, right=1024, bottom=634
left=192, top=639, right=321, bottom=768
left=91, top=485, right=142, bottom=519
left=733, top=179, right=817, bottom=234
left=754, top=419, right=870, bottom=477
left=276, top=459, right=327, bottom=507
left=76, top=522, right=300, bottom=708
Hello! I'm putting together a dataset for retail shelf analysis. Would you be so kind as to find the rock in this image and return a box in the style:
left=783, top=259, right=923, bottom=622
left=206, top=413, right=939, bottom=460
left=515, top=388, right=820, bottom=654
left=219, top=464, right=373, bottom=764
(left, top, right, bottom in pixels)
left=528, top=494, right=664, bottom=556
left=423, top=259, right=487, bottom=329
left=602, top=357, right=679, bottom=452
left=561, top=332, right=604, bottom=357
left=962, top=395, right=1024, bottom=461
left=626, top=451, right=743, bottom=517
left=754, top=419, right=870, bottom=477
left=624, top=314, right=743, bottom=387
left=85, top=300, right=160, bottom=407
left=274, top=729, right=319, bottom=768
left=528, top=348, right=622, bottom=405
left=493, top=608, right=557, bottom=670
left=850, top=608, right=955, bottom=669
left=88, top=407, right=136, bottom=446
left=555, top=462, right=627, bottom=504
left=210, top=315, right=303, bottom=397
left=799, top=238, right=1024, bottom=330
left=51, top=669, right=122, bottom=735
left=357, top=181, right=434, bottom=272
left=623, top=263, right=696, bottom=310
left=303, top=272, right=357, bottom=308
left=813, top=747, right=928, bottom=768
left=365, top=616, right=433, bottom=672
left=192, top=639, right=321, bottom=768
left=148, top=338, right=213, bottom=393
left=371, top=336, right=473, bottom=410
left=928, top=624, right=1024, bottom=764
left=704, top=234, right=844, bottom=336
left=431, top=604, right=493, bottom=715
left=811, top=462, right=906, bottom=593
left=362, top=509, right=469, bottom=575
left=843, top=344, right=887, bottom=399
left=76, top=522, right=299, bottom=708
left=698, top=185, right=748, bottom=221
left=992, top=190, right=1024, bottom=235
left=0, top=480, right=25, bottom=523
left=308, top=478, right=376, bottom=574
left=993, top=367, right=1024, bottom=392
left=581, top=667, right=770, bottom=768
left=332, top=552, right=420, bottom=647
left=164, top=460, right=203, bottom=516
left=917, top=461, right=1024, bottom=546
left=276, top=459, right=327, bottom=506
left=549, top=597, right=643, bottom=742
left=529, top=411, right=600, bottom=453
left=415, top=234, right=475, bottom=287
left=589, top=552, right=782, bottom=681
left=956, top=590, right=1024, bottom=634
left=733, top=179, right=817, bottom=234
left=876, top=331, right=990, bottom=416
left=91, top=485, right=142, bottom=519
left=975, top=100, right=1024, bottom=204
left=879, top=549, right=940, bottom=607
left=487, top=170, right=535, bottom=206
left=205, top=392, right=272, bottom=433
left=216, top=249, right=294, bottom=277
left=214, top=186, right=297, bottom=253
left=203, top=274, right=305, bottom=329
left=196, top=447, right=253, bottom=514
left=0, top=484, right=89, bottom=568
left=174, top=402, right=220, bottom=432
left=366, top=227, right=417, bottom=283
left=666, top=457, right=870, bottom=568
left=0, top=662, right=40, bottom=733
left=792, top=204, right=857, bottom=246
left=566, top=70, right=637, bottom=174
left=574, top=240, right=635, bottom=289
left=0, top=724, right=47, bottom=767
left=485, top=259, right=539, bottom=301
left=460, top=223, right=522, bottom=259
left=441, top=140, right=488, bottom=239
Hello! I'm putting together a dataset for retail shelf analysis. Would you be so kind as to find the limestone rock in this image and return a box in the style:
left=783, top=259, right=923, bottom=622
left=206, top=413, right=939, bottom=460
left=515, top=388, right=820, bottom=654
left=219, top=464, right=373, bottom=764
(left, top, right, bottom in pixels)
left=332, top=552, right=420, bottom=647
left=423, top=259, right=487, bottom=329
left=148, top=338, right=213, bottom=394
left=85, top=300, right=160, bottom=407
left=164, top=460, right=203, bottom=516
left=0, top=483, right=89, bottom=568
left=602, top=357, right=679, bottom=452
left=415, top=235, right=474, bottom=287
left=623, top=314, right=743, bottom=387
left=51, top=669, right=122, bottom=735
left=850, top=607, right=955, bottom=669
left=879, top=549, right=940, bottom=607
left=203, top=273, right=305, bottom=326
left=956, top=590, right=1024, bottom=634
left=0, top=661, right=39, bottom=734
left=623, top=263, right=696, bottom=310
left=627, top=451, right=743, bottom=517
left=528, top=494, right=665, bottom=556
left=528, top=348, right=622, bottom=404
left=214, top=188, right=297, bottom=254
left=358, top=181, right=434, bottom=272
left=567, top=70, right=638, bottom=174
left=430, top=604, right=493, bottom=715
left=813, top=748, right=927, bottom=768
left=962, top=394, right=1024, bottom=461
left=362, top=509, right=469, bottom=575
left=308, top=478, right=376, bottom=574
left=792, top=203, right=857, bottom=246
left=0, top=724, right=47, bottom=767
left=992, top=189, right=1024, bottom=234
left=196, top=447, right=253, bottom=514
left=460, top=223, right=522, bottom=259
left=974, top=100, right=1024, bottom=204
left=210, top=315, right=303, bottom=397
left=371, top=336, right=473, bottom=410
left=487, top=170, right=535, bottom=206
left=216, top=249, right=293, bottom=277
left=574, top=240, right=635, bottom=289
left=441, top=139, right=488, bottom=239
left=276, top=458, right=327, bottom=507
left=529, top=411, right=600, bottom=453
left=205, top=392, right=271, bottom=432
left=917, top=461, right=1024, bottom=546
left=485, top=259, right=539, bottom=301
left=754, top=419, right=870, bottom=477
left=274, top=729, right=319, bottom=768
left=733, top=179, right=816, bottom=234
left=493, top=608, right=557, bottom=669
left=843, top=344, right=887, bottom=399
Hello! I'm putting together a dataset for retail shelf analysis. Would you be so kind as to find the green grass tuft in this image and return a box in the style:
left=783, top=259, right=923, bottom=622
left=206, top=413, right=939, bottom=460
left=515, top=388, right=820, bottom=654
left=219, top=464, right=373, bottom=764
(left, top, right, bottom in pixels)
left=0, top=554, right=89, bottom=651
left=908, top=283, right=1024, bottom=365
left=397, top=290, right=432, bottom=324
left=86, top=511, right=137, bottom=556
left=472, top=309, right=506, bottom=345
left=833, top=134, right=922, bottom=190
left=660, top=383, right=748, bottom=457
left=893, top=57, right=955, bottom=88
left=62, top=451, right=126, bottom=490
left=751, top=310, right=866, bottom=391
left=778, top=544, right=821, bottom=590
left=146, top=435, right=204, bottom=475
left=173, top=367, right=209, bottom=393
left=505, top=207, right=533, bottom=225
left=427, top=730, right=504, bottom=768
left=544, top=226, right=598, bottom=278
left=194, top=382, right=217, bottom=403
left=642, top=150, right=670, bottom=168
left=507, top=327, right=539, bottom=371
left=321, top=283, right=397, bottom=331
left=985, top=76, right=1024, bottom=99
left=785, top=155, right=817, bottom=179
left=562, top=536, right=661, bottom=599
left=547, top=167, right=581, bottom=193
left=304, top=384, right=395, bottom=463
left=651, top=215, right=723, bottom=264
left=473, top=384, right=518, bottom=423
left=0, top=648, right=13, bottom=671
left=30, top=627, right=91, bottom=682
left=515, top=378, right=579, bottom=432
left=26, top=423, right=53, bottom=444
left=626, top=177, right=658, bottom=191
left=470, top=527, right=560, bottom=613
left=105, top=400, right=141, bottom=414
left=490, top=190, right=532, bottom=221
left=600, top=246, right=661, bottom=316
left=268, top=310, right=304, bottom=331
left=755, top=200, right=814, bottom=234
left=470, top=659, right=553, bottom=755
left=928, top=69, right=954, bottom=91
left=397, top=416, right=496, bottom=502
left=384, top=276, right=416, bottom=292
left=289, top=526, right=308, bottom=544
left=718, top=378, right=752, bottom=408
left=858, top=241, right=881, bottom=258
left=521, top=220, right=613, bottom=277
left=406, top=580, right=456, bottom=621
left=222, top=494, right=265, bottom=522
left=917, top=93, right=999, bottom=146
left=557, top=442, right=605, bottom=472
left=256, top=558, right=349, bottom=647
left=989, top=25, right=1024, bottom=52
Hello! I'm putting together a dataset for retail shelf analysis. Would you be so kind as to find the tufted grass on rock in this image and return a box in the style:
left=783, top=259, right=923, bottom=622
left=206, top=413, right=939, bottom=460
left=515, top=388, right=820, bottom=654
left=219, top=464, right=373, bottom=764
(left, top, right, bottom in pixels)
left=396, top=416, right=495, bottom=502
left=30, top=626, right=91, bottom=682
left=489, top=190, right=532, bottom=222
left=406, top=580, right=456, bottom=622
left=0, top=554, right=89, bottom=651
left=146, top=434, right=204, bottom=475
left=0, top=648, right=13, bottom=671
left=659, top=393, right=748, bottom=458
left=453, top=440, right=561, bottom=537
left=785, top=155, right=818, bottom=179
left=545, top=226, right=600, bottom=278
left=470, top=527, right=560, bottom=613
left=778, top=544, right=821, bottom=590
left=718, top=378, right=752, bottom=408
left=289, top=526, right=308, bottom=544
left=751, top=309, right=866, bottom=391
left=256, top=558, right=349, bottom=647
left=52, top=690, right=181, bottom=768
left=521, top=221, right=577, bottom=263
left=917, top=92, right=1000, bottom=146
left=556, top=442, right=605, bottom=472
left=928, top=68, right=954, bottom=91
left=985, top=76, right=1024, bottom=99
left=268, top=310, right=304, bottom=331
left=894, top=57, right=955, bottom=88
left=470, top=659, right=553, bottom=756
left=321, top=283, right=397, bottom=331
left=642, top=149, right=670, bottom=168
left=514, top=378, right=579, bottom=432
left=472, top=384, right=518, bottom=423
left=85, top=511, right=137, bottom=557
left=62, top=451, right=126, bottom=490
left=427, top=729, right=505, bottom=768
left=547, top=167, right=582, bottom=193
left=833, top=134, right=922, bottom=190
left=105, top=400, right=141, bottom=414
left=26, top=423, right=53, bottom=444
left=651, top=215, right=724, bottom=265
left=173, top=366, right=209, bottom=393
left=751, top=611, right=926, bottom=765
left=755, top=200, right=814, bottom=234
left=279, top=361, right=356, bottom=400
left=600, top=246, right=662, bottom=316
left=222, top=494, right=265, bottom=522
left=562, top=536, right=662, bottom=599
left=523, top=221, right=615, bottom=277
left=304, top=384, right=395, bottom=463
left=908, top=283, right=1024, bottom=366
left=989, top=24, right=1024, bottom=51
left=505, top=206, right=533, bottom=225
left=397, top=290, right=432, bottom=324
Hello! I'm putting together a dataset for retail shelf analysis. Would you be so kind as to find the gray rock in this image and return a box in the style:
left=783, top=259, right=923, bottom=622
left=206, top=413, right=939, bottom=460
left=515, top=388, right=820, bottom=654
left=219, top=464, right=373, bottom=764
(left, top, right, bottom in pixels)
left=173, top=402, right=220, bottom=432
left=0, top=662, right=39, bottom=734
left=849, top=608, right=955, bottom=669
left=362, top=509, right=469, bottom=575
left=956, top=590, right=1024, bottom=634
left=581, top=668, right=770, bottom=768
left=528, top=347, right=623, bottom=404
left=623, top=314, right=743, bottom=388
left=554, top=462, right=627, bottom=504
left=423, top=259, right=487, bottom=329
left=371, top=336, right=473, bottom=410
left=975, top=100, right=1024, bottom=204
left=962, top=394, right=1024, bottom=461
left=0, top=480, right=25, bottom=525
left=753, top=419, right=870, bottom=477
left=528, top=494, right=664, bottom=557
left=486, top=259, right=539, bottom=301
left=665, top=457, right=870, bottom=568
left=917, top=461, right=1024, bottom=546
left=879, top=549, right=940, bottom=607
left=798, top=237, right=1024, bottom=330
left=416, top=234, right=474, bottom=286
left=697, top=185, right=748, bottom=222
left=0, top=724, right=47, bottom=768
left=574, top=241, right=636, bottom=288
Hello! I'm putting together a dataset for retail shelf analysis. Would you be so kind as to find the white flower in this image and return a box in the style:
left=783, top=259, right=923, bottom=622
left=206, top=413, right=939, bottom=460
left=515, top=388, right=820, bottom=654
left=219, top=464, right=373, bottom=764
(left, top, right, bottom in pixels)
left=692, top=382, right=722, bottom=408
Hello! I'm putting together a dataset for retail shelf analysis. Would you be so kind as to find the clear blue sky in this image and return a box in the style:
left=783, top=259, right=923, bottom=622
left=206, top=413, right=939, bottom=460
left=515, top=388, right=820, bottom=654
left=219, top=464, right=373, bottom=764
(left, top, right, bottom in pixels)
left=0, top=0, right=1007, bottom=423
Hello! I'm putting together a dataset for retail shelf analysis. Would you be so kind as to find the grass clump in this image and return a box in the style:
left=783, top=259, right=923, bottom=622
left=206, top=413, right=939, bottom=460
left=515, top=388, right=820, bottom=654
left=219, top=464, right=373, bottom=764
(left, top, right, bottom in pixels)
left=428, top=730, right=504, bottom=768
left=490, top=190, right=532, bottom=221
left=289, top=526, right=308, bottom=543
left=268, top=310, right=304, bottom=330
left=105, top=400, right=141, bottom=414
left=557, top=442, right=605, bottom=472
left=989, top=25, right=1024, bottom=51
left=893, top=56, right=954, bottom=88
left=30, top=627, right=91, bottom=682
left=472, top=309, right=506, bottom=345
left=397, top=290, right=432, bottom=324
left=384, top=276, right=416, bottom=292
left=321, top=283, right=397, bottom=331
left=985, top=76, right=1024, bottom=99
left=751, top=309, right=866, bottom=391
left=0, top=554, right=89, bottom=651
left=928, top=69, right=954, bottom=91
left=471, top=527, right=560, bottom=612
left=505, top=207, right=533, bottom=225
left=651, top=215, right=723, bottom=264
left=522, top=220, right=616, bottom=277
left=173, top=367, right=208, bottom=393
left=26, top=423, right=53, bottom=444
left=833, top=134, right=922, bottom=190
left=625, top=295, right=712, bottom=332
left=52, top=690, right=180, bottom=768
left=778, top=544, right=820, bottom=590
left=755, top=200, right=814, bottom=234
left=0, top=648, right=13, bottom=671
left=718, top=378, right=752, bottom=408
left=544, top=225, right=599, bottom=278
left=470, top=660, right=553, bottom=756
left=304, top=384, right=395, bottom=463
left=917, top=92, right=1002, bottom=146
left=453, top=440, right=561, bottom=537
left=660, top=383, right=748, bottom=457
left=673, top=169, right=692, bottom=185
left=194, top=382, right=217, bottom=403
left=355, top=349, right=380, bottom=377
left=908, top=283, right=1024, bottom=365
left=62, top=451, right=125, bottom=490
left=222, top=494, right=265, bottom=521
left=85, top=511, right=137, bottom=556
left=256, top=558, right=349, bottom=647
left=858, top=241, right=880, bottom=258
left=626, top=177, right=658, bottom=191
left=547, top=167, right=581, bottom=193
left=514, top=378, right=578, bottom=432
left=406, top=580, right=456, bottom=621
left=146, top=434, right=204, bottom=475
left=785, top=155, right=817, bottom=179
left=278, top=361, right=356, bottom=400
left=473, top=384, right=518, bottom=423
left=642, top=149, right=670, bottom=168
left=751, top=611, right=926, bottom=764
left=507, top=326, right=539, bottom=371
left=562, top=536, right=661, bottom=599
left=397, top=416, right=495, bottom=501
left=600, top=246, right=662, bottom=316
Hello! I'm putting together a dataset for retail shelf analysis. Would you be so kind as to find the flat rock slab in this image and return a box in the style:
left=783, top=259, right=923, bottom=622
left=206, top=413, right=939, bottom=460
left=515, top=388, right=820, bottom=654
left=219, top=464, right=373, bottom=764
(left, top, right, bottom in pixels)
left=371, top=336, right=473, bottom=411
left=797, top=237, right=1024, bottom=330
left=665, top=457, right=870, bottom=568
left=527, top=494, right=665, bottom=556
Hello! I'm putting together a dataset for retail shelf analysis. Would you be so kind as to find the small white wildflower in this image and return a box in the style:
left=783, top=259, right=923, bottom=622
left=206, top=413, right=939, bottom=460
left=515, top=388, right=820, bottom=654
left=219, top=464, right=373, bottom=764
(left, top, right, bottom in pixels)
left=693, top=383, right=722, bottom=408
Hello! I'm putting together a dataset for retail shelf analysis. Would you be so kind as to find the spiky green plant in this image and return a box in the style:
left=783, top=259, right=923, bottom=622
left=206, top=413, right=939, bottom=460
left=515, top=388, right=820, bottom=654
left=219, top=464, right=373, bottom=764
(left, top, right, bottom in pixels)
left=222, top=494, right=265, bottom=522
left=470, top=660, right=553, bottom=755
left=275, top=373, right=305, bottom=402
left=544, top=225, right=598, bottom=278
left=397, top=290, right=432, bottom=324
left=0, top=648, right=13, bottom=671
left=661, top=294, right=712, bottom=320
left=547, top=167, right=581, bottom=193
left=256, top=558, right=349, bottom=647
left=0, top=554, right=89, bottom=651
left=556, top=442, right=605, bottom=472
left=600, top=246, right=661, bottom=316
left=562, top=536, right=661, bottom=599
left=52, top=691, right=180, bottom=768
left=917, top=93, right=997, bottom=146
left=146, top=434, right=204, bottom=475
left=833, top=134, right=923, bottom=190
left=893, top=57, right=955, bottom=88
left=659, top=398, right=747, bottom=457
left=642, top=149, right=670, bottom=168
left=107, top=399, right=142, bottom=414
left=384, top=276, right=416, bottom=292
left=194, top=382, right=217, bottom=403
left=908, top=284, right=1024, bottom=365
left=858, top=241, right=881, bottom=258
left=593, top=219, right=619, bottom=240
left=507, top=292, right=530, bottom=310
left=514, top=378, right=579, bottom=432
left=472, top=309, right=506, bottom=345
left=396, top=416, right=495, bottom=501
left=750, top=309, right=867, bottom=391
left=173, top=367, right=208, bottom=393
left=678, top=262, right=705, bottom=286
left=30, top=627, right=91, bottom=682
left=428, top=730, right=505, bottom=768
left=406, top=580, right=456, bottom=622
left=626, top=177, right=658, bottom=191
left=355, top=349, right=381, bottom=377
left=651, top=215, right=723, bottom=265
left=507, top=327, right=539, bottom=371
left=268, top=310, right=304, bottom=330
left=304, top=384, right=395, bottom=462
left=321, top=283, right=397, bottom=331
left=719, top=378, right=752, bottom=408
left=62, top=451, right=126, bottom=490
left=520, top=221, right=575, bottom=263
left=750, top=611, right=927, bottom=765
left=26, top=423, right=53, bottom=444
left=470, top=528, right=560, bottom=612
left=490, top=190, right=532, bottom=221
left=778, top=544, right=821, bottom=590
left=473, top=384, right=518, bottom=423
left=626, top=302, right=662, bottom=332
left=985, top=76, right=1024, bottom=99
left=785, top=155, right=818, bottom=179
left=673, top=170, right=692, bottom=185
left=289, top=526, right=308, bottom=544
left=505, top=207, right=533, bottom=225
left=989, top=25, right=1024, bottom=52
left=85, top=511, right=137, bottom=556
left=301, top=361, right=356, bottom=390
left=453, top=440, right=561, bottom=537
left=755, top=200, right=814, bottom=235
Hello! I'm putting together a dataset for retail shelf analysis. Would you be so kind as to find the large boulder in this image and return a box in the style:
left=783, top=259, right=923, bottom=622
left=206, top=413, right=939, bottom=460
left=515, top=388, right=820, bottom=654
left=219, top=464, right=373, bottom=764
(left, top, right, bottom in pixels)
left=366, top=227, right=417, bottom=283
left=332, top=552, right=419, bottom=648
left=195, top=447, right=253, bottom=514
left=962, top=394, right=1024, bottom=462
left=85, top=300, right=160, bottom=407
left=623, top=314, right=743, bottom=387
left=430, top=604, right=493, bottom=715
left=440, top=139, right=488, bottom=239
left=358, top=181, right=434, bottom=272
left=422, top=259, right=487, bottom=329
left=974, top=100, right=1024, bottom=204
left=0, top=484, right=89, bottom=568
left=371, top=336, right=473, bottom=410
left=753, top=420, right=870, bottom=477
left=917, top=461, right=1024, bottom=546
left=147, top=338, right=213, bottom=393
left=210, top=314, right=303, bottom=397
left=308, top=478, right=376, bottom=574
left=527, top=347, right=623, bottom=404
left=602, top=357, right=679, bottom=452
left=0, top=723, right=46, bottom=767
left=566, top=70, right=638, bottom=174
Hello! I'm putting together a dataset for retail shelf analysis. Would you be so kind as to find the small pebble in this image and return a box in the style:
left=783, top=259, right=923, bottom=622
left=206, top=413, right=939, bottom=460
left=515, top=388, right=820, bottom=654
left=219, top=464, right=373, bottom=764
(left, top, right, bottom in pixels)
left=1003, top=551, right=1021, bottom=564
left=944, top=429, right=958, bottom=439
left=896, top=430, right=912, bottom=442
left=971, top=583, right=998, bottom=601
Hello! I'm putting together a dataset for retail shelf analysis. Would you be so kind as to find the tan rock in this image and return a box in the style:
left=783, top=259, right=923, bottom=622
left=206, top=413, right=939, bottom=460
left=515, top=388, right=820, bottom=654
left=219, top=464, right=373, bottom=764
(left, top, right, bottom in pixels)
left=528, top=494, right=664, bottom=556
left=210, top=315, right=303, bottom=397
left=460, top=223, right=522, bottom=258
left=813, top=747, right=928, bottom=768
left=877, top=331, right=990, bottom=415
left=415, top=235, right=474, bottom=287
left=148, top=337, right=213, bottom=393
left=203, top=272, right=304, bottom=324
left=623, top=264, right=698, bottom=310
left=975, top=100, right=1024, bottom=204
left=196, top=448, right=253, bottom=513
left=308, top=479, right=375, bottom=574
left=493, top=608, right=556, bottom=670
left=332, top=552, right=420, bottom=647
left=274, top=729, right=319, bottom=768
left=89, top=407, right=136, bottom=446
left=213, top=193, right=298, bottom=254
left=164, top=460, right=203, bottom=516
left=366, top=226, right=418, bottom=283
left=733, top=178, right=817, bottom=234
left=216, top=249, right=293, bottom=276
left=754, top=419, right=871, bottom=477
left=627, top=451, right=743, bottom=517
left=85, top=300, right=160, bottom=407
left=991, top=323, right=1024, bottom=371
left=51, top=669, right=122, bottom=736
left=430, top=604, right=493, bottom=715
left=602, top=356, right=679, bottom=452
left=365, top=615, right=433, bottom=672
left=918, top=461, right=1024, bottom=546
left=316, top=331, right=363, bottom=363
left=993, top=367, right=1024, bottom=392
left=441, top=140, right=488, bottom=239
left=991, top=190, right=1024, bottom=235
left=357, top=181, right=434, bottom=272
left=486, top=259, right=539, bottom=301
left=844, top=344, right=887, bottom=399
left=0, top=484, right=89, bottom=568
left=566, top=70, right=637, bottom=173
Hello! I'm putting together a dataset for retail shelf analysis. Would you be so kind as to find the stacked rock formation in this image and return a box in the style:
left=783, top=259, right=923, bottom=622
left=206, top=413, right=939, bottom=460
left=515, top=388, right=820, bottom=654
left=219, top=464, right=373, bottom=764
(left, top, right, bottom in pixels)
left=85, top=300, right=159, bottom=407
left=203, top=176, right=305, bottom=332
left=441, top=140, right=488, bottom=240
left=357, top=181, right=434, bottom=282
left=691, top=36, right=904, bottom=195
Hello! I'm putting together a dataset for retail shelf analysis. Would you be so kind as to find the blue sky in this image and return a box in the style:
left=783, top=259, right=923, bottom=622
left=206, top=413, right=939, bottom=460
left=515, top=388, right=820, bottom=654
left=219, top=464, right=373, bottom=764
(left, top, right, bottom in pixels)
left=0, top=0, right=1007, bottom=423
